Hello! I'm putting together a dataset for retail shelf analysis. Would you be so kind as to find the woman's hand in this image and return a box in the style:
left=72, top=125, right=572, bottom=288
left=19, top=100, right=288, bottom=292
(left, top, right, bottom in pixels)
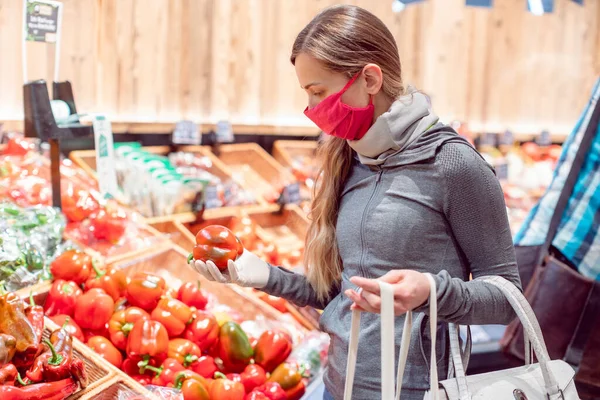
left=345, top=270, right=431, bottom=315
left=189, top=250, right=270, bottom=289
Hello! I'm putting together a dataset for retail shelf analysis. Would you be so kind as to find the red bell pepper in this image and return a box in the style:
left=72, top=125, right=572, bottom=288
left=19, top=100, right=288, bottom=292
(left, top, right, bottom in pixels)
left=191, top=225, right=244, bottom=271
left=113, top=297, right=128, bottom=313
left=150, top=297, right=193, bottom=337
left=122, top=357, right=155, bottom=385
left=240, top=364, right=267, bottom=393
left=44, top=280, right=82, bottom=317
left=0, top=364, right=17, bottom=385
left=245, top=392, right=270, bottom=400
left=190, top=355, right=218, bottom=379
left=267, top=363, right=307, bottom=400
left=84, top=262, right=128, bottom=301
left=177, top=280, right=208, bottom=310
left=82, top=324, right=110, bottom=343
left=173, top=371, right=210, bottom=400
left=183, top=310, right=219, bottom=352
left=168, top=338, right=201, bottom=367
left=108, top=306, right=149, bottom=351
left=25, top=293, right=44, bottom=347
left=209, top=372, right=246, bottom=400
left=0, top=377, right=79, bottom=400
left=254, top=330, right=293, bottom=372
left=141, top=357, right=186, bottom=387
left=49, top=250, right=92, bottom=285
left=88, top=336, right=123, bottom=369
left=49, top=315, right=85, bottom=342
left=62, top=185, right=99, bottom=223
left=218, top=321, right=254, bottom=373
left=126, top=272, right=166, bottom=311
left=126, top=319, right=169, bottom=365
left=4, top=137, right=34, bottom=156
left=73, top=288, right=115, bottom=330
left=248, top=382, right=286, bottom=400
left=26, top=339, right=71, bottom=383
left=256, top=293, right=288, bottom=314
left=89, top=208, right=127, bottom=243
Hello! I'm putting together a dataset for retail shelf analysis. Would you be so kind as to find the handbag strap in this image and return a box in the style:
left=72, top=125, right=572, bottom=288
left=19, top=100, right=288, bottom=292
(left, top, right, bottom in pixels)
left=462, top=276, right=561, bottom=395
left=343, top=281, right=399, bottom=400
left=396, top=273, right=440, bottom=400
left=537, top=90, right=600, bottom=266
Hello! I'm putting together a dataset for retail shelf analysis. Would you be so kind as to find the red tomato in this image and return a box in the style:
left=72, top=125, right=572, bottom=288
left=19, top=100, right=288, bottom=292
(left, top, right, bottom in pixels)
left=192, top=225, right=243, bottom=271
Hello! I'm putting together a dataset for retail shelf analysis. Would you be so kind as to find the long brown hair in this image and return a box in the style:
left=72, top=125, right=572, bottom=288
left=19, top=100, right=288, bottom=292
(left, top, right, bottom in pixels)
left=291, top=5, right=406, bottom=301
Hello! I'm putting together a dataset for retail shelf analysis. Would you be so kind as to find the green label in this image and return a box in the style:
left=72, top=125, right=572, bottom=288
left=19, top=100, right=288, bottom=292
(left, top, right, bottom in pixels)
left=99, top=134, right=108, bottom=157
left=25, top=1, right=59, bottom=43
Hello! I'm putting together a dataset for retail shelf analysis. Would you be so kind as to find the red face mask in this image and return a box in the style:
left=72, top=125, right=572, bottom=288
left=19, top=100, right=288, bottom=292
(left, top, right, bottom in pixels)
left=304, top=73, right=374, bottom=141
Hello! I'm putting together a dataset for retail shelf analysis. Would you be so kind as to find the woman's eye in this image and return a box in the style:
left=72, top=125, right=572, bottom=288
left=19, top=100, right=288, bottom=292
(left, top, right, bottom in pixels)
left=313, top=92, right=323, bottom=97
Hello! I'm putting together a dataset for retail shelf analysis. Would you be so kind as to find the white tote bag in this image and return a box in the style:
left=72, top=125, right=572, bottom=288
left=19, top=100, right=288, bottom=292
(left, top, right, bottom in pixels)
left=343, top=275, right=579, bottom=400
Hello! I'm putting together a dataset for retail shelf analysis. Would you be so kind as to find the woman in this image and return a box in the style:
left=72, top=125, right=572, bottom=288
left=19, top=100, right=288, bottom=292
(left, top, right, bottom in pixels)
left=192, top=5, right=521, bottom=400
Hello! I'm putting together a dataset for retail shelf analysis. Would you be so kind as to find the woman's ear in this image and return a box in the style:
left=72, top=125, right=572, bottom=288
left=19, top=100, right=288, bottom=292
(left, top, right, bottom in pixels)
left=362, top=64, right=383, bottom=95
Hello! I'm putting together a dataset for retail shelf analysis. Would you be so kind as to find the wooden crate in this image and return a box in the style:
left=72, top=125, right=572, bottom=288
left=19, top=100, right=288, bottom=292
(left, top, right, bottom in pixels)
left=214, top=143, right=296, bottom=204
left=70, top=145, right=269, bottom=223
left=6, top=289, right=116, bottom=400
left=271, top=140, right=319, bottom=213
left=180, top=205, right=319, bottom=330
left=79, top=375, right=159, bottom=400
left=110, top=243, right=291, bottom=325
left=41, top=317, right=117, bottom=399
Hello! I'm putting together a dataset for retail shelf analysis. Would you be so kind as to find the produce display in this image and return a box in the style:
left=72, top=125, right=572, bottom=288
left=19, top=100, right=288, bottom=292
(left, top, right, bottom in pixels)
left=0, top=287, right=88, bottom=398
left=40, top=257, right=327, bottom=400
left=0, top=137, right=165, bottom=260
left=0, top=202, right=68, bottom=291
left=478, top=141, right=561, bottom=235
left=112, top=145, right=256, bottom=218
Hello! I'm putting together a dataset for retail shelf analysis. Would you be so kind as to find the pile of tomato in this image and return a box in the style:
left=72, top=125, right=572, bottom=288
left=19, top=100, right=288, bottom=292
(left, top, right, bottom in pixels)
left=43, top=249, right=306, bottom=400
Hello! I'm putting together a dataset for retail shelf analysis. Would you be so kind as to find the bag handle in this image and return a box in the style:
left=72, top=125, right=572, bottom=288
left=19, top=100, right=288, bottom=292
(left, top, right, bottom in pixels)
left=343, top=281, right=398, bottom=400
left=443, top=276, right=562, bottom=397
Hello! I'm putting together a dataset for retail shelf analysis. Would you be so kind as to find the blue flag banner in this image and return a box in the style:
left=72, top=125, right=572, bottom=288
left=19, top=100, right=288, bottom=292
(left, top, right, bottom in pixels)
left=527, top=0, right=554, bottom=14
left=401, top=0, right=424, bottom=3
left=466, top=0, right=493, bottom=7
left=571, top=0, right=583, bottom=4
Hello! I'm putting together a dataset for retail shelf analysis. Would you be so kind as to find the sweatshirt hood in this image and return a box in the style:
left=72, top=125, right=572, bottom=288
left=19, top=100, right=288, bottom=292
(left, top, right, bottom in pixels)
left=348, top=91, right=467, bottom=167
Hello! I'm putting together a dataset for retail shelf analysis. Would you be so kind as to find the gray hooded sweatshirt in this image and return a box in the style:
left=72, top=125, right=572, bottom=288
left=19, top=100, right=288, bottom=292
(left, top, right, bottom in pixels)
left=262, top=92, right=521, bottom=400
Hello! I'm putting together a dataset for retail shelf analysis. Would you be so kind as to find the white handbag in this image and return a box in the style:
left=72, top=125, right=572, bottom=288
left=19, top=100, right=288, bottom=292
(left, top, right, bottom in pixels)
left=343, top=274, right=579, bottom=400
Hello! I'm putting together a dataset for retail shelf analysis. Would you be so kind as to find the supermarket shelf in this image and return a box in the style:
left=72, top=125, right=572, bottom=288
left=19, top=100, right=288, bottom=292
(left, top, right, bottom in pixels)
left=1, top=119, right=569, bottom=142
left=2, top=119, right=321, bottom=137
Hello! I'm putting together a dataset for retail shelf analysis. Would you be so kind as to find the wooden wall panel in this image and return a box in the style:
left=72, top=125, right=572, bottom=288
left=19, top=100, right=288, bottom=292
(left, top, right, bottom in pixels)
left=0, top=0, right=598, bottom=137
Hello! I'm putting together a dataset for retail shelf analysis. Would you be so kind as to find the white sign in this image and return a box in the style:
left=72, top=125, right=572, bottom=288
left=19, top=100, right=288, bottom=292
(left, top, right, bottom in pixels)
left=92, top=115, right=118, bottom=197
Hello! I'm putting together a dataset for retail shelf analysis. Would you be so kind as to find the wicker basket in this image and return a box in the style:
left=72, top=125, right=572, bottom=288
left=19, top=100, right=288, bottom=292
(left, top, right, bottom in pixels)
left=78, top=374, right=160, bottom=400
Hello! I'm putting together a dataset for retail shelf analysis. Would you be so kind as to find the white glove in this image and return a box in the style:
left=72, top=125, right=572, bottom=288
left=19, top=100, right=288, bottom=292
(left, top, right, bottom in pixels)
left=189, top=250, right=270, bottom=288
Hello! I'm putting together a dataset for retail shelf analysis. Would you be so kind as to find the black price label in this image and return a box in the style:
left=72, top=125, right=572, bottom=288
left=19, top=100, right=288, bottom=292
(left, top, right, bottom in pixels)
left=500, top=130, right=514, bottom=146
left=536, top=130, right=552, bottom=147
left=481, top=132, right=497, bottom=147
left=172, top=120, right=200, bottom=145
left=203, top=185, right=221, bottom=209
left=495, top=163, right=509, bottom=181
left=282, top=183, right=301, bottom=205
left=215, top=120, right=234, bottom=143
left=25, top=1, right=59, bottom=43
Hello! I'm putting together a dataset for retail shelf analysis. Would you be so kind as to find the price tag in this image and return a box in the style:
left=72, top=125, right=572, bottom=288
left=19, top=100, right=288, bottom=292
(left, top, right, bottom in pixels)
left=495, top=162, right=509, bottom=181
left=203, top=185, right=221, bottom=209
left=172, top=120, right=201, bottom=145
left=281, top=182, right=301, bottom=205
left=480, top=132, right=497, bottom=147
left=92, top=115, right=118, bottom=198
left=215, top=120, right=234, bottom=143
left=500, top=130, right=514, bottom=146
left=536, top=130, right=552, bottom=147
left=24, top=0, right=60, bottom=43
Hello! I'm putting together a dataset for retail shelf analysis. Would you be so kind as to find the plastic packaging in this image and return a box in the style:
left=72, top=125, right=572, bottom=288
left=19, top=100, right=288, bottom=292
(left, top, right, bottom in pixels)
left=0, top=202, right=70, bottom=291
